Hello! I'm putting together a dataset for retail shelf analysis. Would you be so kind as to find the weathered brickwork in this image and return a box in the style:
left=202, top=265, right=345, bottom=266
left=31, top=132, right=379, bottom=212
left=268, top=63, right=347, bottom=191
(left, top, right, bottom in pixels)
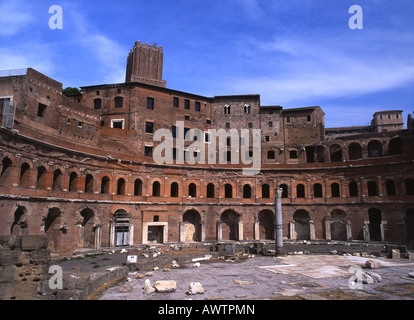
left=0, top=43, right=413, bottom=258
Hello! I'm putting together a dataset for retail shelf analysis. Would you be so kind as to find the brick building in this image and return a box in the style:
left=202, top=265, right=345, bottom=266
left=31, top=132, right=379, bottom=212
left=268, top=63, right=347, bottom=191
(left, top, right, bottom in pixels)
left=0, top=42, right=414, bottom=257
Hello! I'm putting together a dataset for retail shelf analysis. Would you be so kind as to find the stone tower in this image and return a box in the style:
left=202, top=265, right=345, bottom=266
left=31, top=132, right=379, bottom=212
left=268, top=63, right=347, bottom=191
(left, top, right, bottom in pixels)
left=125, top=41, right=167, bottom=87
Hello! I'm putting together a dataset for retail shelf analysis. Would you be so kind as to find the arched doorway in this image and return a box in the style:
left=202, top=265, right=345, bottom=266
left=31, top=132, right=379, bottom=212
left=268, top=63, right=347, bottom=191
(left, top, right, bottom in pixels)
left=368, top=208, right=382, bottom=241
left=406, top=208, right=414, bottom=245
left=292, top=210, right=310, bottom=240
left=44, top=207, right=62, bottom=253
left=78, top=208, right=96, bottom=248
left=330, top=209, right=347, bottom=241
left=11, top=206, right=28, bottom=236
left=112, top=209, right=131, bottom=246
left=183, top=210, right=202, bottom=242
left=220, top=210, right=239, bottom=240
left=258, top=210, right=274, bottom=240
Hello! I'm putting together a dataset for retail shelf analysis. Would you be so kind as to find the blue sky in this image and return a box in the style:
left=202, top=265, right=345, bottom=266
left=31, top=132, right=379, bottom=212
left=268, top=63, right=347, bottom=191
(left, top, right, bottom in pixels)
left=1, top=0, right=413, bottom=128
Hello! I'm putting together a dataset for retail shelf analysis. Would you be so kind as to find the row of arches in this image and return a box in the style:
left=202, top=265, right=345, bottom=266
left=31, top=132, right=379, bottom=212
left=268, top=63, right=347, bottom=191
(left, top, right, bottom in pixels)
left=306, top=137, right=404, bottom=163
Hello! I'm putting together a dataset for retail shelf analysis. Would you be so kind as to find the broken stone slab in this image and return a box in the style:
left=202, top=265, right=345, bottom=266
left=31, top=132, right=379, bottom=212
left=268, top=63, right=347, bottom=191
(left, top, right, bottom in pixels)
left=408, top=272, right=414, bottom=278
left=188, top=282, right=205, bottom=295
left=365, top=260, right=381, bottom=269
left=193, top=262, right=201, bottom=268
left=192, top=255, right=212, bottom=262
left=390, top=249, right=400, bottom=259
left=154, top=280, right=177, bottom=293
left=330, top=250, right=338, bottom=255
left=361, top=272, right=374, bottom=284
left=163, top=268, right=170, bottom=272
left=366, top=271, right=382, bottom=282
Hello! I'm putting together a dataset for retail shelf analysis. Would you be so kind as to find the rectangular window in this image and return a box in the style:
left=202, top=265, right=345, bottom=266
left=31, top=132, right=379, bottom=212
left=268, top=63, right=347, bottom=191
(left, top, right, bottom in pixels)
left=185, top=115, right=190, bottom=120
left=286, top=116, right=291, bottom=123
left=265, top=136, right=270, bottom=141
left=204, top=132, right=211, bottom=143
left=111, top=120, right=124, bottom=129
left=268, top=121, right=273, bottom=127
left=115, top=97, right=123, bottom=108
left=147, top=97, right=154, bottom=110
left=206, top=119, right=211, bottom=125
left=307, top=115, right=311, bottom=122
left=172, top=125, right=177, bottom=138
left=184, top=99, right=190, bottom=110
left=145, top=121, right=154, bottom=134
left=94, top=99, right=102, bottom=110
left=173, top=97, right=179, bottom=108
left=226, top=122, right=230, bottom=129
left=248, top=122, right=253, bottom=128
left=145, top=146, right=153, bottom=157
left=195, top=101, right=201, bottom=112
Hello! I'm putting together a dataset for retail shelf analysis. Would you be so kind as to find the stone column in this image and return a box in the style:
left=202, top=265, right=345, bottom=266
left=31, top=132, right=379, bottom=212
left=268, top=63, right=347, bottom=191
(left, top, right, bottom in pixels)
left=346, top=221, right=353, bottom=241
left=309, top=220, right=316, bottom=240
left=254, top=221, right=260, bottom=240
left=179, top=222, right=186, bottom=243
left=275, top=188, right=284, bottom=255
left=217, top=221, right=222, bottom=241
left=200, top=221, right=206, bottom=242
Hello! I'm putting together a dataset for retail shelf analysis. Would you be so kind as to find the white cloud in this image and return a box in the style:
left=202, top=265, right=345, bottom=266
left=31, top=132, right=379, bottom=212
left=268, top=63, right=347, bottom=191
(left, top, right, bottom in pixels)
left=0, top=0, right=34, bottom=36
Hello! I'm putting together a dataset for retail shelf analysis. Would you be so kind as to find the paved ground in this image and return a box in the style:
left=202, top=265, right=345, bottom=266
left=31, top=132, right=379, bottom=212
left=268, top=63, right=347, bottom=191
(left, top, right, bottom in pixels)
left=98, top=253, right=414, bottom=300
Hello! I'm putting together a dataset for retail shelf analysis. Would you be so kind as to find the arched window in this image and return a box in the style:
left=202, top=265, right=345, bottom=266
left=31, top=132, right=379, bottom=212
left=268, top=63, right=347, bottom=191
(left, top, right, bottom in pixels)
left=101, top=176, right=110, bottom=194
left=0, top=157, right=12, bottom=185
left=385, top=180, right=396, bottom=196
left=188, top=183, right=197, bottom=197
left=244, top=104, right=251, bottom=114
left=207, top=183, right=215, bottom=198
left=117, top=178, right=126, bottom=195
left=134, top=179, right=142, bottom=196
left=280, top=184, right=288, bottom=198
left=19, top=163, right=30, bottom=187
left=152, top=181, right=161, bottom=197
left=296, top=184, right=305, bottom=198
left=224, top=104, right=231, bottom=115
left=368, top=140, right=383, bottom=158
left=170, top=182, right=179, bottom=197
left=52, top=169, right=62, bottom=191
left=349, top=181, right=358, bottom=197
left=388, top=138, right=402, bottom=156
left=85, top=174, right=94, bottom=193
left=243, top=184, right=252, bottom=198
left=331, top=183, right=340, bottom=197
left=348, top=142, right=362, bottom=160
left=406, top=179, right=414, bottom=195
left=314, top=183, right=323, bottom=198
left=69, top=172, right=78, bottom=192
left=36, top=166, right=47, bottom=189
left=330, top=144, right=343, bottom=162
left=367, top=181, right=378, bottom=196
left=225, top=184, right=233, bottom=198
left=262, top=184, right=270, bottom=198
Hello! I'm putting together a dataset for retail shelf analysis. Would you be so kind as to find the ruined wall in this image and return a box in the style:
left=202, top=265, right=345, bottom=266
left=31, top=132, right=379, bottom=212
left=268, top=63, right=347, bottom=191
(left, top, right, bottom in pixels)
left=0, top=235, right=51, bottom=300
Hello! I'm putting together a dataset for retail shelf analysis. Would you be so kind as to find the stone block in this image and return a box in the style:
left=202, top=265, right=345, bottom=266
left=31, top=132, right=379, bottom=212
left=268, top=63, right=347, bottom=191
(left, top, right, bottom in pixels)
left=365, top=260, right=381, bottom=269
left=154, top=280, right=177, bottom=293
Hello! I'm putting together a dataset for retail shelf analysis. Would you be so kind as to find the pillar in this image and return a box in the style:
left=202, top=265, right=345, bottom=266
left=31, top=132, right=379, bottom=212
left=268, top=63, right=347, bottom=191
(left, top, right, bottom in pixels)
left=275, top=188, right=284, bottom=254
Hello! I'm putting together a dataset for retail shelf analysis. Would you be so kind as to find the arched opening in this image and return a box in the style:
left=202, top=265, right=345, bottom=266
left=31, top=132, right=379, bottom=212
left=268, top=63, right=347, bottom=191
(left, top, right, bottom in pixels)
left=385, top=180, right=396, bottom=196
left=101, top=176, right=110, bottom=194
left=367, top=181, right=378, bottom=196
left=220, top=210, right=239, bottom=240
left=0, top=157, right=13, bottom=185
left=113, top=209, right=130, bottom=246
left=314, top=183, right=323, bottom=198
left=405, top=179, right=414, bottom=195
left=44, top=207, right=62, bottom=253
left=330, top=209, right=347, bottom=241
left=183, top=210, right=202, bottom=242
left=243, top=184, right=252, bottom=199
left=262, top=184, right=270, bottom=198
left=316, top=146, right=325, bottom=163
left=85, top=174, right=93, bottom=193
left=368, top=208, right=382, bottom=241
left=368, top=140, right=383, bottom=158
left=349, top=181, right=359, bottom=197
left=388, top=138, right=402, bottom=156
left=79, top=208, right=95, bottom=248
left=152, top=181, right=161, bottom=197
left=405, top=208, right=414, bottom=244
left=19, top=163, right=31, bottom=187
left=348, top=142, right=362, bottom=160
left=53, top=169, right=63, bottom=191
left=293, top=210, right=310, bottom=240
left=188, top=183, right=197, bottom=197
left=11, top=206, right=28, bottom=236
left=36, top=166, right=47, bottom=189
left=258, top=210, right=274, bottom=240
left=170, top=182, right=179, bottom=197
left=117, top=178, right=126, bottom=195
left=69, top=172, right=78, bottom=192
left=331, top=183, right=340, bottom=197
left=296, top=184, right=305, bottom=198
left=207, top=183, right=215, bottom=198
left=134, top=179, right=143, bottom=196
left=330, top=144, right=343, bottom=162
left=225, top=184, right=233, bottom=198
left=280, top=184, right=288, bottom=198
